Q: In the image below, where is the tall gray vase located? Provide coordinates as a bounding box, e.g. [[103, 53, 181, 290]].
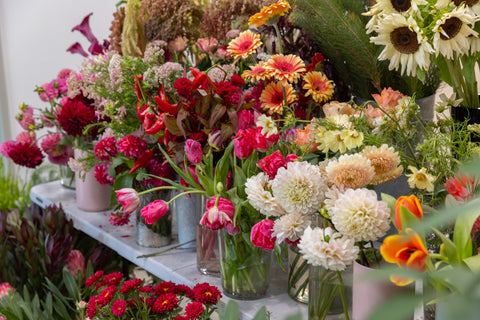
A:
[[173, 192, 205, 250]]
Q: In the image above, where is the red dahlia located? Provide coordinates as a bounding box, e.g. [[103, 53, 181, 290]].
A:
[[57, 97, 96, 136]]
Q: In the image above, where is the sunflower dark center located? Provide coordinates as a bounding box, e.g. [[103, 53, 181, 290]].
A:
[[390, 27, 420, 54], [453, 0, 479, 7], [391, 0, 411, 12], [440, 17, 462, 40]]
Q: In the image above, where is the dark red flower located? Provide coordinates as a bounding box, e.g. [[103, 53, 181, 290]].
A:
[[94, 163, 115, 185], [230, 74, 245, 88], [94, 136, 118, 161], [103, 272, 124, 286], [175, 284, 192, 296], [117, 135, 148, 159], [215, 81, 240, 105], [57, 97, 96, 136], [3, 141, 44, 168], [108, 210, 131, 226], [173, 77, 193, 98], [139, 285, 154, 293], [142, 158, 175, 188], [191, 283, 221, 305], [155, 281, 177, 296], [120, 278, 143, 294], [152, 293, 179, 313], [85, 271, 104, 287], [185, 301, 204, 319], [97, 285, 117, 306], [111, 299, 127, 316], [86, 296, 98, 319]]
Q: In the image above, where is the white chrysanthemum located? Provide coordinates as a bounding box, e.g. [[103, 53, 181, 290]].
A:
[[371, 14, 433, 76], [298, 226, 359, 271], [469, 35, 480, 54], [326, 154, 375, 189], [272, 162, 328, 215], [272, 212, 311, 244], [329, 188, 391, 242], [432, 6, 478, 59], [245, 173, 287, 217]]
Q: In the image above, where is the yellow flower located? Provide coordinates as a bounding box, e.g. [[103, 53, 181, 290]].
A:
[[406, 166, 435, 192], [321, 130, 347, 154], [249, 0, 291, 27], [341, 129, 364, 150], [302, 71, 335, 103], [265, 54, 306, 85], [326, 154, 375, 189]]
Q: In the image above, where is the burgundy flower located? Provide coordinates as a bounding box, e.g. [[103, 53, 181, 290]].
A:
[[94, 163, 115, 185], [173, 77, 193, 98], [140, 200, 169, 225], [108, 211, 131, 227], [185, 301, 204, 319], [4, 141, 44, 168], [97, 285, 117, 306], [250, 219, 276, 250], [117, 135, 148, 159], [215, 81, 240, 105], [94, 136, 117, 161], [85, 271, 104, 287], [142, 158, 175, 188], [111, 299, 127, 316], [191, 283, 222, 305], [230, 74, 245, 87], [120, 278, 142, 294], [68, 13, 109, 56], [57, 97, 96, 136], [256, 150, 286, 179], [103, 272, 124, 286], [155, 281, 177, 296], [152, 293, 179, 313]]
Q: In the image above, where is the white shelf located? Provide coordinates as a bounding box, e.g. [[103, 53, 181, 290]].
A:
[[30, 181, 307, 320]]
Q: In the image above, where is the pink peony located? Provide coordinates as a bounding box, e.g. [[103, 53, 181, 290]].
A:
[[117, 135, 148, 159], [184, 139, 203, 164], [94, 136, 117, 161], [140, 199, 169, 224], [199, 197, 237, 233], [256, 150, 286, 179], [250, 219, 276, 250], [41, 133, 73, 165], [66, 250, 86, 277], [0, 282, 15, 299], [115, 188, 140, 214]]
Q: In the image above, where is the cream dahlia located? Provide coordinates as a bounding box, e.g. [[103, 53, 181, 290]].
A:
[[326, 154, 375, 189], [272, 211, 311, 244], [245, 173, 287, 217], [361, 144, 401, 176]]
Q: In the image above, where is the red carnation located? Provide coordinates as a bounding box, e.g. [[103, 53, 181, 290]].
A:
[[117, 135, 148, 159], [57, 97, 96, 136], [152, 293, 179, 313]]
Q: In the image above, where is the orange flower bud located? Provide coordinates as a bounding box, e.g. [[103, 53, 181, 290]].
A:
[[394, 195, 423, 230]]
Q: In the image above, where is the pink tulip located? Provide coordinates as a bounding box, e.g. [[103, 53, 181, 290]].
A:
[[251, 219, 276, 250], [185, 139, 203, 164], [252, 127, 279, 152], [237, 109, 255, 130], [200, 197, 235, 231], [256, 150, 286, 179], [66, 249, 86, 277], [233, 129, 254, 159], [141, 199, 169, 224], [286, 154, 299, 162], [115, 188, 140, 214]]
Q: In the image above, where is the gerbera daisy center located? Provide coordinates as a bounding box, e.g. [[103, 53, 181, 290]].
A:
[[391, 0, 412, 12], [439, 17, 462, 40], [390, 27, 421, 54]]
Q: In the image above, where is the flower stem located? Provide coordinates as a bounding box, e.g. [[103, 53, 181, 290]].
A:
[[337, 270, 350, 320], [273, 24, 283, 55]]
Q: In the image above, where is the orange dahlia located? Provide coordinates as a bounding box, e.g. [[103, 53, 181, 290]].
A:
[[302, 71, 335, 103], [265, 54, 306, 85], [260, 81, 296, 114], [242, 61, 271, 82], [227, 30, 262, 60], [249, 0, 291, 28]]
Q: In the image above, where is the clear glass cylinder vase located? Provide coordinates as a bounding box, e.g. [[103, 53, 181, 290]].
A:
[[135, 190, 172, 248], [196, 225, 220, 276], [288, 244, 309, 304], [218, 228, 272, 300], [59, 164, 75, 189], [308, 264, 352, 320]]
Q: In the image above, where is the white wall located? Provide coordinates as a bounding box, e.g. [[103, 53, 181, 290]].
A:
[[0, 0, 118, 142]]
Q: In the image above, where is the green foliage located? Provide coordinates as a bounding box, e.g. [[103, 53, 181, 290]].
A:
[[0, 157, 31, 212]]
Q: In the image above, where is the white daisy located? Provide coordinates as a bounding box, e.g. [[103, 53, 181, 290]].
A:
[[272, 161, 328, 215], [245, 173, 287, 217], [432, 6, 478, 59], [371, 14, 433, 76], [329, 188, 391, 242], [298, 226, 359, 271], [272, 211, 312, 244]]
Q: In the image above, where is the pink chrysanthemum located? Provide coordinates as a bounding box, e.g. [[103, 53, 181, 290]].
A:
[[85, 271, 104, 288], [117, 135, 148, 159], [97, 285, 117, 306], [86, 296, 98, 319], [94, 136, 118, 161]]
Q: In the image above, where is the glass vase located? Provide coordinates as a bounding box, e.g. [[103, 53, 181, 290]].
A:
[[59, 164, 75, 189], [135, 190, 172, 248], [308, 264, 352, 320], [196, 225, 220, 276], [288, 244, 309, 304], [218, 228, 272, 300]]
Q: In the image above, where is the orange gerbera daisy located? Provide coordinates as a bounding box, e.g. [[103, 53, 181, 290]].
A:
[[302, 71, 335, 103], [265, 54, 306, 85], [242, 61, 271, 82], [260, 82, 296, 114], [227, 30, 262, 60], [249, 0, 291, 28]]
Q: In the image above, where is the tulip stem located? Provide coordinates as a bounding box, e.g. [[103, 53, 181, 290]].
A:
[[137, 239, 196, 258]]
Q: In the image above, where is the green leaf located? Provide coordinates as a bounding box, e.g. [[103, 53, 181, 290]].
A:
[[463, 255, 480, 273], [274, 243, 286, 271], [381, 193, 397, 225], [217, 300, 240, 320], [62, 268, 80, 302], [366, 292, 424, 320], [44, 292, 53, 317], [434, 228, 460, 264], [452, 204, 480, 261], [399, 205, 421, 231], [252, 306, 268, 320], [214, 140, 234, 192]]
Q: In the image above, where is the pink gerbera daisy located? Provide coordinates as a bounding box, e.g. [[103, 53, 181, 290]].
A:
[[265, 54, 306, 84], [227, 30, 262, 60], [242, 61, 271, 82]]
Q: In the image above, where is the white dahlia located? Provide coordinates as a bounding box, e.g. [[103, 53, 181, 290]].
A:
[[272, 211, 312, 244], [245, 172, 287, 217], [298, 226, 359, 271], [326, 154, 375, 189], [272, 161, 328, 215], [329, 188, 391, 242]]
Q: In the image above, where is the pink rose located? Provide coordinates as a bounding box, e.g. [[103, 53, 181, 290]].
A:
[[66, 249, 86, 278], [185, 139, 203, 164], [250, 219, 276, 250], [168, 36, 188, 52], [256, 151, 286, 179], [200, 197, 236, 232], [233, 129, 254, 159], [140, 199, 169, 224], [115, 188, 140, 214]]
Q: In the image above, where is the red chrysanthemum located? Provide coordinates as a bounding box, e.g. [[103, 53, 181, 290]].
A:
[[94, 136, 118, 161], [175, 284, 192, 296], [152, 293, 179, 313], [5, 141, 44, 168], [111, 299, 127, 316], [155, 281, 177, 296], [85, 271, 104, 288], [120, 278, 143, 294], [139, 285, 154, 293], [174, 77, 193, 98], [94, 163, 115, 185], [86, 296, 98, 319], [117, 135, 148, 159], [98, 285, 117, 306], [185, 301, 204, 319], [191, 283, 222, 305], [56, 97, 96, 136], [109, 210, 131, 227], [103, 272, 124, 286]]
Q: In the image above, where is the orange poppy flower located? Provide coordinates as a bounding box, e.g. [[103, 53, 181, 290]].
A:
[[260, 81, 296, 114], [248, 0, 291, 27], [242, 61, 271, 82], [302, 71, 335, 103], [227, 30, 262, 60], [265, 54, 306, 85], [380, 228, 429, 286], [395, 195, 423, 230]]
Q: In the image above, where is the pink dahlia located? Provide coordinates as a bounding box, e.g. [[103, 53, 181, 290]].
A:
[[57, 96, 96, 136], [94, 136, 117, 161], [94, 163, 115, 185], [117, 135, 148, 159], [41, 133, 73, 165], [142, 158, 175, 188]]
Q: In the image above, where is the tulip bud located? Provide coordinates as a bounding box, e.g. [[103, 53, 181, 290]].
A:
[[395, 195, 423, 230]]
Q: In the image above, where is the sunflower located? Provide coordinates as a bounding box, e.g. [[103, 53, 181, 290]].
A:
[[260, 81, 296, 114], [370, 14, 433, 76], [365, 0, 426, 15], [302, 71, 334, 104], [227, 30, 262, 60], [242, 61, 270, 82], [249, 0, 291, 28], [432, 6, 477, 59], [452, 0, 480, 15], [265, 54, 306, 85]]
